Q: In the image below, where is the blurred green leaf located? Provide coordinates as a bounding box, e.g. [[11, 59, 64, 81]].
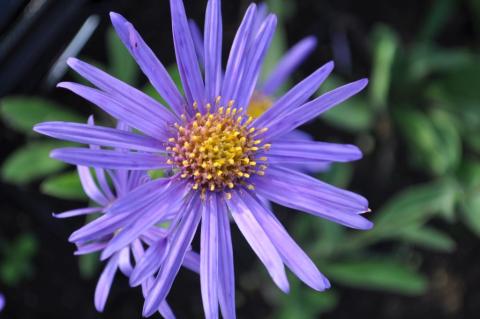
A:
[[0, 233, 37, 286], [396, 108, 461, 176], [408, 45, 474, 80], [370, 25, 398, 109], [41, 171, 87, 201], [267, 0, 296, 21], [0, 97, 83, 134], [79, 253, 100, 279], [148, 169, 165, 180], [324, 259, 428, 295], [261, 23, 288, 88], [419, 0, 457, 42], [373, 180, 457, 236], [1, 141, 68, 185], [458, 161, 480, 236], [275, 280, 338, 319], [107, 27, 139, 84], [400, 226, 456, 252]]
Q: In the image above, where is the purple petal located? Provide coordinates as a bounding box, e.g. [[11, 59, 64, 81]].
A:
[[94, 253, 119, 312], [109, 12, 186, 116], [221, 4, 257, 102], [169, 0, 205, 111], [77, 165, 109, 206], [267, 140, 363, 164], [74, 241, 108, 255], [0, 293, 5, 312], [66, 58, 178, 121], [53, 207, 102, 219], [130, 238, 167, 287], [57, 82, 171, 140], [34, 122, 165, 152], [200, 195, 220, 318], [51, 148, 169, 170], [101, 181, 188, 259], [253, 61, 334, 130], [262, 37, 317, 96], [241, 191, 330, 291], [228, 190, 290, 293], [204, 0, 223, 103], [159, 302, 176, 319], [69, 211, 132, 244], [216, 195, 236, 319], [264, 79, 369, 141], [143, 194, 202, 317], [254, 166, 373, 229], [183, 250, 201, 273], [189, 20, 205, 67], [236, 14, 277, 109], [118, 247, 133, 276]]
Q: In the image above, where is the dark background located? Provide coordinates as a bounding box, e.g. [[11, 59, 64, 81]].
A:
[[1, 0, 479, 318]]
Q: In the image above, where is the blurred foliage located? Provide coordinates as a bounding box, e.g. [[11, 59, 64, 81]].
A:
[[0, 233, 37, 286]]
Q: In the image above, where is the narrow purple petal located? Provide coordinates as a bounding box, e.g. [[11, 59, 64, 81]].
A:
[[51, 148, 169, 170], [262, 37, 317, 95], [228, 190, 290, 293], [57, 82, 171, 140], [53, 207, 102, 219], [109, 12, 186, 116], [77, 165, 109, 206], [242, 191, 330, 291], [169, 0, 206, 111], [159, 302, 176, 319], [236, 14, 277, 109], [264, 79, 369, 140], [183, 250, 201, 273], [216, 195, 236, 319], [0, 293, 5, 312], [200, 195, 220, 319], [267, 140, 363, 164], [67, 58, 178, 121], [130, 238, 167, 287], [189, 20, 205, 67], [204, 0, 222, 103], [221, 4, 257, 102], [94, 253, 119, 312], [118, 247, 133, 276], [254, 167, 373, 229], [101, 181, 188, 259], [69, 211, 131, 244], [34, 122, 165, 152], [74, 241, 108, 255], [143, 194, 202, 317], [253, 61, 334, 129]]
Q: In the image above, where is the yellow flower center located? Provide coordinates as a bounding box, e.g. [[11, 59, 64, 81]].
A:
[[246, 92, 274, 119], [167, 100, 269, 198]]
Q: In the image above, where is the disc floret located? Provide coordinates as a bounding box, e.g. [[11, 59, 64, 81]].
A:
[[167, 100, 269, 196]]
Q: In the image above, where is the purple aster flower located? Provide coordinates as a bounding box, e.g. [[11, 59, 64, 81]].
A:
[[34, 0, 372, 318], [53, 118, 199, 317], [0, 293, 4, 312]]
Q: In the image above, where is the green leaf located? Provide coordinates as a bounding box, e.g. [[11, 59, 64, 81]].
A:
[[0, 233, 38, 286], [370, 25, 398, 109], [418, 0, 457, 42], [79, 253, 100, 279], [267, 0, 296, 21], [1, 97, 84, 134], [458, 160, 480, 236], [148, 169, 165, 180], [41, 171, 87, 201], [396, 108, 461, 176], [1, 141, 68, 185], [324, 259, 428, 295], [107, 27, 139, 84], [373, 180, 458, 236], [260, 24, 287, 87], [400, 226, 456, 252], [143, 64, 183, 106]]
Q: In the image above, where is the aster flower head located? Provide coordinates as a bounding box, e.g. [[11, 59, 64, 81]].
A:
[[34, 0, 372, 318], [53, 118, 199, 317]]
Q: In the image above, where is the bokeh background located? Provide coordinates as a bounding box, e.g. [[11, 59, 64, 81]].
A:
[[1, 0, 480, 318]]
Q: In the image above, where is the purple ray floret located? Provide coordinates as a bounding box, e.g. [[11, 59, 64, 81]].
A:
[[34, 0, 373, 318]]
